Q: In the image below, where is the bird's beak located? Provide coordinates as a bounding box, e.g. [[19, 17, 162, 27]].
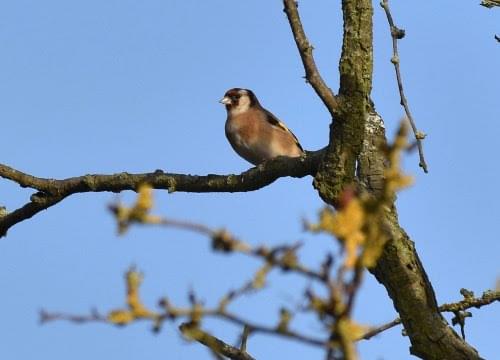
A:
[[219, 96, 231, 105]]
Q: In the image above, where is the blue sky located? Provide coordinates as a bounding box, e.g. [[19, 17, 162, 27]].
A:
[[0, 1, 498, 359]]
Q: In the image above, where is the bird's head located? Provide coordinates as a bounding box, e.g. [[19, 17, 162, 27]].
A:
[[219, 88, 259, 115]]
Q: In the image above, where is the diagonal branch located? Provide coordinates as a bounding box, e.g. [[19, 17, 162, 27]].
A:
[[359, 113, 482, 359], [0, 150, 324, 237], [283, 0, 340, 117], [0, 195, 65, 238], [380, 0, 429, 173]]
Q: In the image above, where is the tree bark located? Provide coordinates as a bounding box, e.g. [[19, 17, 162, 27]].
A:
[[311, 0, 483, 358]]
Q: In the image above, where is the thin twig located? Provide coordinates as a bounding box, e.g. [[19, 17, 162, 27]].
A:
[[39, 308, 106, 324], [216, 310, 327, 347], [380, 0, 429, 173], [240, 326, 251, 352], [340, 261, 365, 318], [41, 306, 329, 349], [157, 218, 215, 237], [358, 318, 401, 340], [143, 215, 328, 283]]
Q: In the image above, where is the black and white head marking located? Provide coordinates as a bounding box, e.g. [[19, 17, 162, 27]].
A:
[[220, 88, 259, 115]]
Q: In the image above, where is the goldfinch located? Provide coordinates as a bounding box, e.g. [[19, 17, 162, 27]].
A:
[[220, 88, 304, 165]]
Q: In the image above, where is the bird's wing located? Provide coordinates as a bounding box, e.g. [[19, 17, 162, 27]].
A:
[[263, 109, 304, 152]]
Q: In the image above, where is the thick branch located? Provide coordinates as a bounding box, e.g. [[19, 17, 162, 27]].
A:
[[283, 0, 340, 117], [0, 150, 324, 237], [338, 1, 373, 99], [358, 113, 482, 359], [314, 0, 373, 205]]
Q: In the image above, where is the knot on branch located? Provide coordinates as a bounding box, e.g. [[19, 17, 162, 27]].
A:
[[212, 230, 237, 252], [391, 26, 405, 39]]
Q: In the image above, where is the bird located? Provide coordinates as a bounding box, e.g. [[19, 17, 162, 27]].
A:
[[220, 88, 304, 165]]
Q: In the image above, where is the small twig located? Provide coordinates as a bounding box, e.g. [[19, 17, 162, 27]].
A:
[[41, 264, 331, 350], [340, 263, 365, 318], [380, 0, 429, 173], [451, 310, 471, 340], [39, 308, 106, 324], [358, 318, 401, 340], [157, 218, 214, 237], [240, 325, 251, 352], [439, 289, 500, 312], [135, 214, 327, 283], [41, 306, 329, 349]]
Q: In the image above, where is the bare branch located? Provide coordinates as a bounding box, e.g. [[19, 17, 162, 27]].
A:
[[0, 150, 324, 237], [380, 0, 429, 173], [240, 326, 251, 352], [440, 289, 500, 312], [481, 0, 500, 8], [359, 289, 500, 341], [42, 305, 329, 349], [125, 213, 327, 282], [211, 310, 327, 348], [358, 318, 401, 341], [283, 0, 339, 117]]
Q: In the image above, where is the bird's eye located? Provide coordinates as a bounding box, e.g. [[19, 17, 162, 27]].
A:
[[231, 95, 239, 101]]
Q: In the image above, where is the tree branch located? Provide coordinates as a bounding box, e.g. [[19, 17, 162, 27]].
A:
[[283, 0, 340, 117], [314, 0, 373, 205], [380, 0, 429, 173], [358, 289, 500, 341], [358, 113, 482, 359], [179, 323, 256, 360], [0, 150, 324, 237], [481, 0, 500, 8]]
